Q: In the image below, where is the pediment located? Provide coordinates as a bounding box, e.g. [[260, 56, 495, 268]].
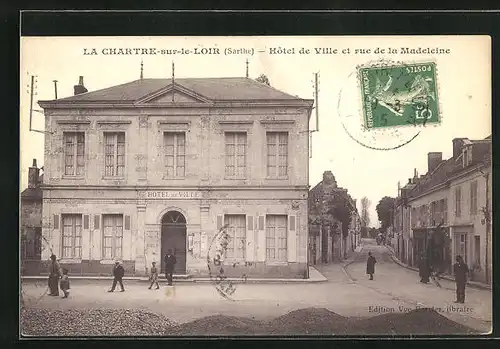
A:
[[137, 85, 212, 105]]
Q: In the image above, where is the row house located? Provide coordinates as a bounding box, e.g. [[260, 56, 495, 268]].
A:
[[20, 159, 44, 274], [308, 171, 358, 265], [392, 136, 492, 283], [37, 75, 314, 278]]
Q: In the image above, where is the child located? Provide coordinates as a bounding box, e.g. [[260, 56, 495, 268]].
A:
[[148, 262, 160, 290], [60, 268, 70, 298]]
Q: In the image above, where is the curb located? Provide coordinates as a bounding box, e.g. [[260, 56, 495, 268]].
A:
[[340, 244, 364, 281], [385, 247, 492, 291], [21, 270, 328, 285]]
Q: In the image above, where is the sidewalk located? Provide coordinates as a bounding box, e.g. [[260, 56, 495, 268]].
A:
[[21, 266, 328, 284], [385, 245, 492, 291]]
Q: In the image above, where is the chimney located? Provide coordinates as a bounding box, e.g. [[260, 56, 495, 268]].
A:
[[427, 152, 442, 173], [452, 138, 466, 159], [28, 159, 40, 189], [74, 76, 88, 95]]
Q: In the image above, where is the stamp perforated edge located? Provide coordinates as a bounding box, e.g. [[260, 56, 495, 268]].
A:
[[355, 58, 443, 131]]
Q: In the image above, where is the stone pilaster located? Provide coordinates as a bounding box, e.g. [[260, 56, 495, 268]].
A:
[[135, 205, 146, 275]]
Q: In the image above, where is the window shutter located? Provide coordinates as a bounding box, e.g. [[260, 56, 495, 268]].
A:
[[83, 215, 89, 229], [289, 215, 296, 231], [258, 215, 265, 231], [53, 214, 59, 229], [94, 215, 100, 229], [124, 215, 131, 230], [247, 215, 254, 231], [217, 215, 223, 230]]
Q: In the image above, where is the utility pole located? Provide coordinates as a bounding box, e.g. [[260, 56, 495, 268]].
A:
[[310, 72, 319, 158], [28, 75, 49, 134]]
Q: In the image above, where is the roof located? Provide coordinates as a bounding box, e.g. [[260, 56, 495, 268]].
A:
[[21, 173, 43, 200], [21, 187, 42, 200], [42, 77, 308, 103], [408, 137, 491, 199]]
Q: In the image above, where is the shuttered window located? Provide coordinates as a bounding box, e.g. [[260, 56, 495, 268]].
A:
[[104, 132, 125, 177], [224, 215, 246, 259], [64, 132, 85, 176], [164, 132, 186, 178], [470, 181, 478, 216], [61, 214, 82, 259], [102, 214, 123, 260], [267, 132, 288, 177], [225, 132, 247, 177], [266, 215, 288, 262]]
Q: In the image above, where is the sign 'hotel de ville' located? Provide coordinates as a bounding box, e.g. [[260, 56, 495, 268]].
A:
[[38, 75, 313, 278]]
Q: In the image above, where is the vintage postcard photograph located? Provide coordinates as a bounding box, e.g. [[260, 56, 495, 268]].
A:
[[19, 35, 492, 337]]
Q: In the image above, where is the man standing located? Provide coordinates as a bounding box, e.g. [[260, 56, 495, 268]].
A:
[[108, 261, 125, 292], [366, 251, 377, 280], [164, 250, 177, 286], [453, 255, 469, 303], [419, 253, 431, 284], [48, 254, 61, 296]]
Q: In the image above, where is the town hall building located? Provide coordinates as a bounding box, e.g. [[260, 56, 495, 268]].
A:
[[38, 75, 314, 278]]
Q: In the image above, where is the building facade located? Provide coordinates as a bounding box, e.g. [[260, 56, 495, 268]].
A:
[[38, 76, 313, 278], [20, 159, 43, 274], [308, 171, 357, 265], [392, 136, 492, 283]]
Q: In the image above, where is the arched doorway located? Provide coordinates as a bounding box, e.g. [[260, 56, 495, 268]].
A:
[[161, 211, 187, 274]]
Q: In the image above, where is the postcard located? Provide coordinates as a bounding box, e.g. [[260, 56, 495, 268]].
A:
[[20, 35, 492, 337]]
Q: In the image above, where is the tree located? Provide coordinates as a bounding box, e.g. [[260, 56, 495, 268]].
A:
[[255, 74, 270, 86], [326, 194, 353, 238], [360, 196, 371, 228], [376, 196, 396, 232]]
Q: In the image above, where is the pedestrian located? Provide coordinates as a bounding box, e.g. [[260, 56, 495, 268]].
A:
[[366, 251, 377, 280], [164, 250, 177, 286], [59, 268, 71, 299], [48, 254, 61, 296], [148, 261, 160, 290], [419, 254, 431, 284], [108, 261, 125, 292], [453, 255, 469, 303]]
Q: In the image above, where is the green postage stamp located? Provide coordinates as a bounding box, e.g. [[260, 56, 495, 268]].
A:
[[359, 61, 440, 129]]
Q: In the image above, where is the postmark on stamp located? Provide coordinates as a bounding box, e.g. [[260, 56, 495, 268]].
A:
[[338, 58, 442, 151], [359, 61, 440, 129]]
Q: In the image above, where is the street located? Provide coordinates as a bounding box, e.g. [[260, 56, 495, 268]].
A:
[[21, 239, 492, 334]]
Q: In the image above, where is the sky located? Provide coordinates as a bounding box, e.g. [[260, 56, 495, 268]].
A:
[[20, 36, 491, 227]]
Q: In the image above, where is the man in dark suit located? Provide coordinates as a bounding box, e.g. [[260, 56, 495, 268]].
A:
[[453, 255, 469, 303], [108, 261, 125, 292], [164, 250, 177, 286]]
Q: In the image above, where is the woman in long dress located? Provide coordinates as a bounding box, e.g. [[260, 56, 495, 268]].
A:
[[48, 254, 61, 296]]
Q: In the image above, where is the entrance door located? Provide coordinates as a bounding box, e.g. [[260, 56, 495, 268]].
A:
[[161, 211, 187, 274]]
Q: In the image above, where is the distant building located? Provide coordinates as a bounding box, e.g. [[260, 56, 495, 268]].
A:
[[37, 76, 313, 278], [308, 171, 358, 265], [392, 136, 492, 283], [20, 159, 43, 275]]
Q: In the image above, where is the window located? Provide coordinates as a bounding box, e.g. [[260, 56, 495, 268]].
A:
[[455, 186, 462, 217], [455, 232, 468, 264], [102, 214, 123, 260], [474, 236, 480, 265], [443, 199, 448, 224], [164, 132, 186, 177], [64, 132, 85, 175], [470, 180, 478, 216], [267, 132, 288, 177], [225, 132, 247, 177], [61, 214, 82, 259], [104, 132, 125, 177], [266, 215, 288, 262], [224, 215, 246, 259]]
